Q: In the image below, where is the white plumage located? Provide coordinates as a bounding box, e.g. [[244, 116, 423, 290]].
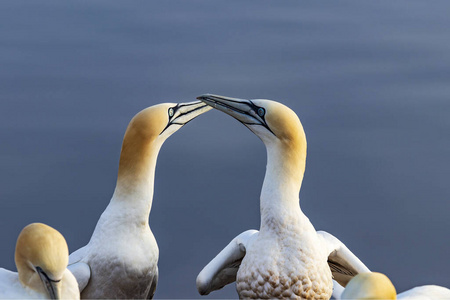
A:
[[337, 272, 450, 300], [0, 223, 79, 299], [397, 285, 450, 300], [196, 94, 370, 299], [68, 101, 211, 299]]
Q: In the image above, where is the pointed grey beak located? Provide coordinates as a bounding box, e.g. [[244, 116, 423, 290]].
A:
[[160, 100, 212, 134], [197, 94, 274, 135], [171, 100, 212, 125], [196, 94, 255, 120], [36, 267, 61, 299]]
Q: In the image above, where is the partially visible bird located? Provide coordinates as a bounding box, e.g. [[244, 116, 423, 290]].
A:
[[196, 94, 370, 299], [339, 272, 450, 300], [68, 101, 211, 299], [0, 223, 79, 299], [339, 272, 397, 300]]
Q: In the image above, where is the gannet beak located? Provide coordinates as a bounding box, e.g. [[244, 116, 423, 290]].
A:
[[197, 94, 274, 135], [171, 100, 212, 125], [160, 100, 212, 135], [36, 267, 61, 299]]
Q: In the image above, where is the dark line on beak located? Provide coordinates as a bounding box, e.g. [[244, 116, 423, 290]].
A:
[[159, 103, 208, 135], [36, 266, 61, 283], [201, 96, 276, 136], [36, 266, 60, 299]]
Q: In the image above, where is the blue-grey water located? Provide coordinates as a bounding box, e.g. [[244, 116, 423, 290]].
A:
[[1, 1, 449, 298]]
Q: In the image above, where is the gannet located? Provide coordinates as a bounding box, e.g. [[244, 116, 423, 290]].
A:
[[196, 94, 370, 299], [339, 272, 450, 300], [68, 101, 211, 299], [0, 223, 79, 299]]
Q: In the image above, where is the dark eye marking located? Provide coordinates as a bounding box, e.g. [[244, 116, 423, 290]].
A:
[[160, 102, 208, 135], [160, 105, 179, 135], [257, 107, 265, 117], [245, 101, 275, 136]]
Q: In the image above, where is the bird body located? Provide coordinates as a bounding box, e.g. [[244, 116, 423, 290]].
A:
[[196, 94, 369, 299], [0, 268, 78, 299], [70, 205, 159, 298], [397, 285, 450, 300], [235, 115, 332, 298], [236, 217, 332, 298], [0, 223, 79, 299], [339, 272, 450, 300], [0, 270, 24, 298], [69, 101, 211, 299]]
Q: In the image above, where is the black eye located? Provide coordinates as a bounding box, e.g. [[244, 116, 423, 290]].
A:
[[168, 107, 174, 117], [257, 107, 265, 117]]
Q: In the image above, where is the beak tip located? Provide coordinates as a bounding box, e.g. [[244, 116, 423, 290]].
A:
[[196, 93, 214, 101]]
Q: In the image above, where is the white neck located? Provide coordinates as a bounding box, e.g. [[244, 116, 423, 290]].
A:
[[259, 139, 306, 231]]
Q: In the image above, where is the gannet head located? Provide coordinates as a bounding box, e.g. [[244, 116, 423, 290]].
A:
[[196, 94, 305, 147], [15, 223, 71, 299], [341, 272, 397, 300], [126, 100, 212, 144], [197, 94, 307, 182], [116, 101, 211, 187]]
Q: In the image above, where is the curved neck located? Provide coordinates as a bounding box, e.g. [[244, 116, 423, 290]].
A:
[[110, 123, 163, 220], [260, 139, 306, 230]]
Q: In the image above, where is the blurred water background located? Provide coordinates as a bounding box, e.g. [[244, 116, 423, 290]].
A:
[[0, 1, 449, 298]]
